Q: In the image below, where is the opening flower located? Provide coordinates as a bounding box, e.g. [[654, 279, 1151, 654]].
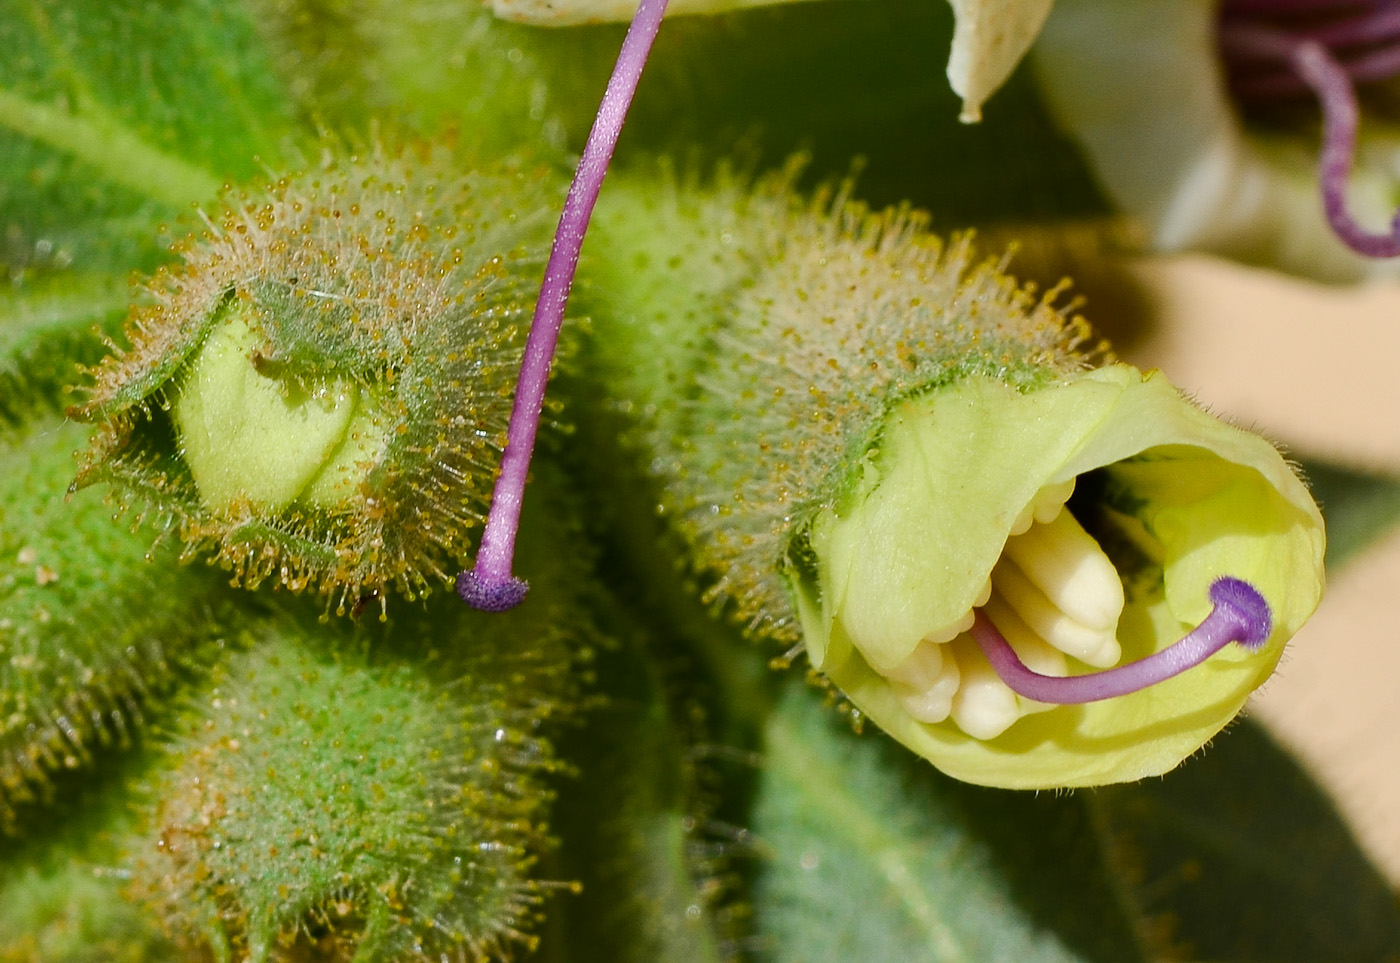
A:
[[785, 365, 1324, 788], [1032, 0, 1400, 282], [577, 167, 1326, 790]]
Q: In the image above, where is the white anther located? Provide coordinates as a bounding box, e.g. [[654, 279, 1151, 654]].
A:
[[990, 558, 1122, 668], [921, 610, 975, 646], [948, 636, 1023, 740], [1002, 509, 1124, 633], [1008, 503, 1036, 536], [1009, 478, 1076, 535], [981, 594, 1068, 715], [887, 640, 961, 724], [1033, 478, 1076, 523]]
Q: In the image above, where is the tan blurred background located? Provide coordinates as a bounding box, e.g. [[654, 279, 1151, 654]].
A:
[[1120, 255, 1400, 883]]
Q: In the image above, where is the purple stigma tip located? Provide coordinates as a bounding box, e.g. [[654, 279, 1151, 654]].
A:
[[1209, 575, 1273, 648], [971, 576, 1275, 705], [457, 569, 529, 613]]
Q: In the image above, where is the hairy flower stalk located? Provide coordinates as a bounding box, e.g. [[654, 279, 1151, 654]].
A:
[[1033, 0, 1400, 281], [577, 167, 1325, 788], [72, 147, 557, 610]]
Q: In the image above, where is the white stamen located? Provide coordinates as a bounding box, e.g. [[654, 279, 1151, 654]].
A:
[[1034, 478, 1076, 523], [887, 640, 961, 724], [981, 594, 1068, 715], [949, 636, 1023, 740], [1009, 503, 1036, 536], [990, 557, 1122, 668], [1008, 478, 1076, 536], [1002, 509, 1124, 632], [921, 609, 975, 646], [870, 481, 1131, 739]]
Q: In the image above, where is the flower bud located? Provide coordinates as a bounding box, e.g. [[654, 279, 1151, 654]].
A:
[[72, 147, 557, 610], [130, 592, 574, 960]]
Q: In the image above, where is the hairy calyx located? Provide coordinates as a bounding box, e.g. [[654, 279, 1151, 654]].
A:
[[1219, 0, 1400, 256]]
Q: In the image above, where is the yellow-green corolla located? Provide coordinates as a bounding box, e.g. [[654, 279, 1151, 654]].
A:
[[785, 365, 1324, 788]]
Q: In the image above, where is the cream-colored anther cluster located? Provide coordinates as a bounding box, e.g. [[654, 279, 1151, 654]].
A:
[[877, 479, 1127, 740]]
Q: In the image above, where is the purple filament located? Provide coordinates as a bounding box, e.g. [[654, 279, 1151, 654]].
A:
[[1218, 0, 1400, 257], [970, 577, 1273, 705], [457, 0, 669, 612]]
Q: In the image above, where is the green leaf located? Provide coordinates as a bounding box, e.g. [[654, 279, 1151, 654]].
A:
[[0, 0, 309, 428], [1, 0, 297, 176], [0, 0, 299, 271], [1295, 456, 1400, 570], [1093, 719, 1400, 962], [251, 0, 1104, 225], [752, 682, 1148, 963]]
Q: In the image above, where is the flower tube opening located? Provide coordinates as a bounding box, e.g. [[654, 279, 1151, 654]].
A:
[[785, 365, 1324, 789]]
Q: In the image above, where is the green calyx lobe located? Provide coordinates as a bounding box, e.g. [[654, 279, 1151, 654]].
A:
[[789, 365, 1325, 788], [73, 148, 560, 607]]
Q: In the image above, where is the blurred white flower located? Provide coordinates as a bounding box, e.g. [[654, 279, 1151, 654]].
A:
[[1032, 0, 1400, 283]]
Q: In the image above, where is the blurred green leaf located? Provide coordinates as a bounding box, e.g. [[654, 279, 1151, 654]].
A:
[[251, 0, 1104, 226], [0, 0, 308, 426], [1094, 719, 1400, 963], [1296, 456, 1400, 570], [752, 684, 1149, 963], [539, 616, 740, 963], [0, 0, 300, 275]]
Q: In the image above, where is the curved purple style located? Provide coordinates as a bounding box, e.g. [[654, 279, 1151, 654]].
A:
[[458, 0, 670, 612], [971, 577, 1273, 705], [1219, 0, 1400, 257]]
